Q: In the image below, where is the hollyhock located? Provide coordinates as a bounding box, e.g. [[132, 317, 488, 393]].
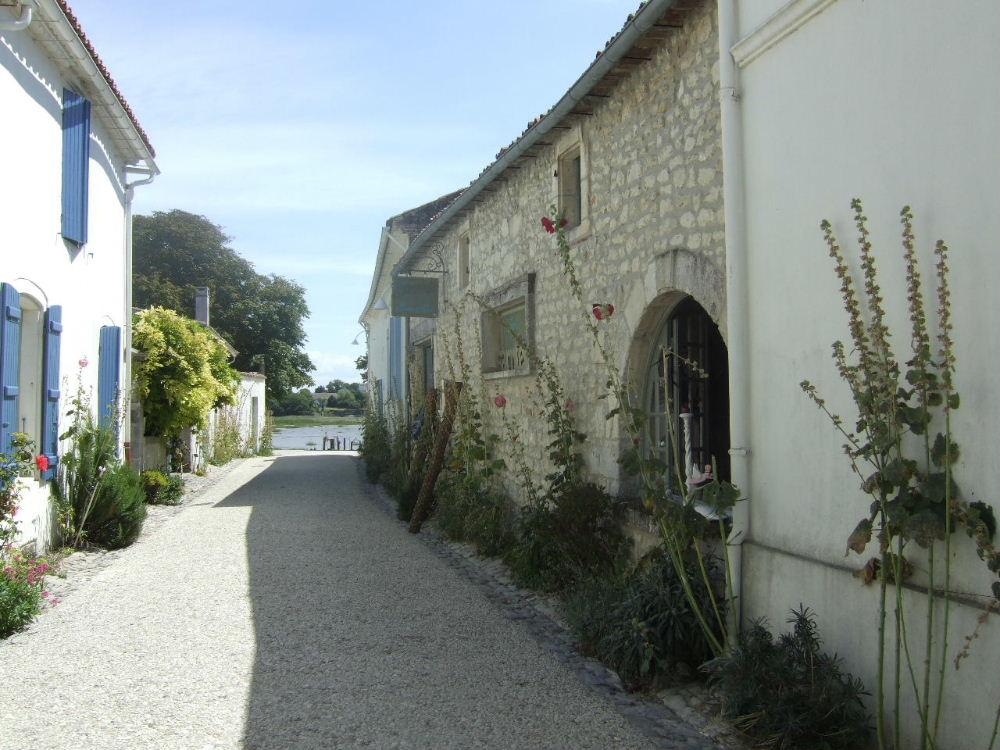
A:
[[35, 454, 49, 473], [494, 394, 507, 408], [541, 216, 556, 234]]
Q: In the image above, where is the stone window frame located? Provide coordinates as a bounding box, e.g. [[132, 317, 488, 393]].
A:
[[480, 272, 535, 380], [552, 124, 591, 243]]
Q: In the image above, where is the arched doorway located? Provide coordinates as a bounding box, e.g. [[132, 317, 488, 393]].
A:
[[642, 295, 730, 485]]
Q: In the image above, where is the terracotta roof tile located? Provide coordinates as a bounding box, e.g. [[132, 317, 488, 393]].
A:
[[53, 0, 155, 157]]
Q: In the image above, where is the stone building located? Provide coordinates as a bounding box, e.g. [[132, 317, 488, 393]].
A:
[[393, 0, 724, 536]]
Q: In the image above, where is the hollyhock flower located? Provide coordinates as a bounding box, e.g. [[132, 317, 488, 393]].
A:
[[541, 216, 556, 234], [494, 394, 507, 408], [35, 454, 49, 472], [78, 357, 88, 368], [592, 303, 615, 321], [592, 304, 604, 321]]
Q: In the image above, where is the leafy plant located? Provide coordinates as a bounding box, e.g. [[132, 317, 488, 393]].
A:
[[505, 481, 631, 592], [359, 399, 391, 483], [704, 607, 871, 750], [210, 407, 246, 465], [0, 550, 50, 638], [52, 390, 146, 549], [133, 307, 239, 440], [258, 411, 274, 456], [433, 472, 516, 557], [801, 201, 999, 748], [141, 470, 184, 506], [0, 432, 35, 550], [564, 546, 719, 688]]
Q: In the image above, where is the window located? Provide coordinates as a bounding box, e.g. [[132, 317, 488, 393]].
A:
[[643, 297, 730, 485], [481, 273, 534, 378], [558, 146, 582, 229], [17, 295, 44, 446], [457, 234, 471, 289], [420, 343, 434, 394]]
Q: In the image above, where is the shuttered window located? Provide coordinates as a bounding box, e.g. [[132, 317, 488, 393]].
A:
[[97, 325, 121, 429], [40, 307, 62, 480], [0, 283, 22, 456], [62, 89, 91, 246]]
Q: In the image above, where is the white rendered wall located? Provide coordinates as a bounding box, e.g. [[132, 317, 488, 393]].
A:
[[735, 2, 1000, 747], [2, 27, 131, 553]]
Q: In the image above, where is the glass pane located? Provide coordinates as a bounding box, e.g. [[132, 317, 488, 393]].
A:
[[499, 306, 526, 370]]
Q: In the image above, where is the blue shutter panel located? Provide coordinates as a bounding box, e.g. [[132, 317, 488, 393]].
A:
[[389, 317, 402, 400], [62, 89, 91, 245], [97, 325, 121, 429], [0, 283, 22, 456], [40, 306, 62, 480]]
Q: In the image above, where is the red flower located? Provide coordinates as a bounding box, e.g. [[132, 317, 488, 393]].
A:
[[592, 303, 615, 321], [494, 394, 507, 408], [35, 454, 49, 472], [541, 216, 556, 234]]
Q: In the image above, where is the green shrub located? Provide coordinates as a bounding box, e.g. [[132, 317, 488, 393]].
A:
[[258, 411, 274, 456], [359, 405, 391, 483], [141, 470, 184, 506], [83, 464, 147, 549], [564, 547, 719, 689], [0, 550, 49, 638], [505, 481, 631, 592], [210, 408, 245, 466], [433, 473, 516, 556], [703, 606, 871, 750], [54, 400, 146, 549], [384, 421, 411, 500]]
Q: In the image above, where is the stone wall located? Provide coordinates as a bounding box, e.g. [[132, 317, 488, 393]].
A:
[[409, 0, 724, 504]]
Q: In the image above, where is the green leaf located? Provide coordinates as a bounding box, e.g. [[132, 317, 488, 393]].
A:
[[905, 510, 946, 548], [931, 433, 960, 467], [948, 393, 960, 410]]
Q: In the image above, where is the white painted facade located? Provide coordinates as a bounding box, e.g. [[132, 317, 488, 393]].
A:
[[1, 1, 157, 553], [729, 1, 1000, 747]]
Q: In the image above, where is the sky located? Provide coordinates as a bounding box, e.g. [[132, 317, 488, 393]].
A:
[[70, 0, 640, 386]]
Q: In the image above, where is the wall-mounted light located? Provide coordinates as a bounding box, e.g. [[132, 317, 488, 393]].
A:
[[372, 298, 389, 311]]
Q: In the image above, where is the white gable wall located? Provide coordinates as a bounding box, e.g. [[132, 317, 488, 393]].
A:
[[734, 2, 1000, 747]]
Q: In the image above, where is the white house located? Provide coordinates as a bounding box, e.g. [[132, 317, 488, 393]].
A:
[[1, 0, 158, 553], [359, 191, 460, 423], [724, 2, 1000, 747]]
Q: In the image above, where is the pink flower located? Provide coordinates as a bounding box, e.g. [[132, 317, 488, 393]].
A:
[[41, 591, 50, 598], [592, 303, 615, 321], [541, 216, 556, 234], [494, 394, 507, 408], [78, 357, 88, 368], [35, 454, 49, 472], [592, 304, 604, 321]]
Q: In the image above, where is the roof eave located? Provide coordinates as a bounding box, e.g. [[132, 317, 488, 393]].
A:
[[393, 0, 679, 277]]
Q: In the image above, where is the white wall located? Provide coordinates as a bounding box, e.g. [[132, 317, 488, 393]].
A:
[[735, 2, 1000, 747], [2, 27, 131, 553]]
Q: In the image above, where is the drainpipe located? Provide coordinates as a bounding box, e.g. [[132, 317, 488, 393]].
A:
[[0, 1, 33, 31], [123, 164, 157, 460], [718, 0, 751, 643]]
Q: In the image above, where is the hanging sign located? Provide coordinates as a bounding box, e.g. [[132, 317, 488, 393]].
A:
[[391, 276, 439, 318]]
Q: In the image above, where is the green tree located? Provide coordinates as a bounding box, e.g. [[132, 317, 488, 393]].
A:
[[132, 308, 239, 439], [273, 389, 315, 416], [133, 210, 314, 403]]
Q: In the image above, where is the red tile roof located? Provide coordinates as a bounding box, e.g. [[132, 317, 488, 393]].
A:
[[53, 0, 155, 157]]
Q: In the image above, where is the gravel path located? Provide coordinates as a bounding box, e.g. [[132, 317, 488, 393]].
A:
[[0, 452, 720, 750]]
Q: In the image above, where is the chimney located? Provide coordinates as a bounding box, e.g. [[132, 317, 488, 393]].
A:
[[194, 287, 210, 326]]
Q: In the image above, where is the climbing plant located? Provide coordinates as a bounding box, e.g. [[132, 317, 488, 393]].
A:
[[133, 307, 238, 440]]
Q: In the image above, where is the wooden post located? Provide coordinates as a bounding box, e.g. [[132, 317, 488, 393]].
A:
[[408, 380, 462, 533]]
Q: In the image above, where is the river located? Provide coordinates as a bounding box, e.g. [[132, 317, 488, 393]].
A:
[[272, 423, 363, 451]]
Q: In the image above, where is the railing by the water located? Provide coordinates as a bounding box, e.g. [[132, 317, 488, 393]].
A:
[[321, 436, 362, 451]]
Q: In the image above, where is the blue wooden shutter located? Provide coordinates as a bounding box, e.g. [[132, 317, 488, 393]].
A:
[[40, 306, 62, 480], [0, 283, 21, 456], [97, 325, 121, 429], [388, 317, 402, 400], [62, 89, 91, 245]]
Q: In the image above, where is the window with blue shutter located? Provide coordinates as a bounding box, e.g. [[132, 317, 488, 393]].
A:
[[0, 283, 22, 457], [40, 307, 62, 480], [388, 317, 403, 401], [62, 89, 91, 246], [97, 325, 121, 429]]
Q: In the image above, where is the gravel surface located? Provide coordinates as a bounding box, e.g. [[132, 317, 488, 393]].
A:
[[0, 452, 723, 749]]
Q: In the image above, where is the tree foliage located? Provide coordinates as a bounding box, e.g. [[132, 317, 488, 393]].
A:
[[133, 307, 239, 439], [133, 209, 313, 402]]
